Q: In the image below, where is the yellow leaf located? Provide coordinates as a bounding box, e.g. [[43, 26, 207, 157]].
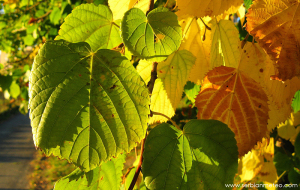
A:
[[158, 50, 195, 109], [176, 0, 243, 18], [238, 43, 300, 130], [236, 4, 246, 26], [195, 66, 269, 156], [256, 138, 274, 162], [246, 0, 300, 81], [259, 161, 277, 183], [211, 19, 240, 69], [180, 17, 211, 85], [278, 111, 300, 144], [278, 113, 297, 140], [239, 150, 263, 181], [150, 50, 195, 124], [109, 0, 155, 20], [239, 138, 277, 183], [149, 78, 174, 124], [137, 60, 152, 85]]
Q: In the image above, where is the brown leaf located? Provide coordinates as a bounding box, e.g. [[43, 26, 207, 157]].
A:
[[246, 0, 300, 81], [195, 66, 269, 156]]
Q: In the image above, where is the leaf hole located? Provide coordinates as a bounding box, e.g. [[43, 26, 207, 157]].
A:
[[110, 85, 117, 89]]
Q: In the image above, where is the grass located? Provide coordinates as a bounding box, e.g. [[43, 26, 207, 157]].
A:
[[29, 150, 76, 190]]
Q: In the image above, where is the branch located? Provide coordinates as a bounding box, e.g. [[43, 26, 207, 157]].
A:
[[7, 53, 31, 64], [25, 1, 42, 11], [128, 62, 158, 190]]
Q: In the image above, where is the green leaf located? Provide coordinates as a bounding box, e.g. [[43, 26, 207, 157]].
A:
[[244, 0, 252, 10], [274, 151, 293, 174], [26, 24, 38, 34], [50, 7, 62, 25], [9, 81, 20, 98], [21, 87, 29, 100], [24, 35, 35, 46], [29, 40, 150, 172], [121, 7, 182, 62], [184, 81, 201, 104], [56, 4, 122, 51], [19, 100, 29, 115], [143, 120, 238, 190], [54, 154, 126, 190], [0, 75, 13, 91], [295, 132, 300, 159], [292, 90, 300, 113], [13, 68, 23, 78], [288, 167, 300, 185]]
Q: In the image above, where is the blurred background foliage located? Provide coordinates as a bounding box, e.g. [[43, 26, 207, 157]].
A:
[[0, 0, 86, 115]]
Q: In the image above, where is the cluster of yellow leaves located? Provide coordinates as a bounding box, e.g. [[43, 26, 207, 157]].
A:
[[238, 138, 277, 188], [134, 0, 300, 157]]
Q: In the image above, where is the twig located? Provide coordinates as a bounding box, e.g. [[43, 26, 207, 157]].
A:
[[147, 62, 158, 94], [128, 61, 158, 190], [25, 1, 42, 11], [241, 33, 249, 49], [7, 53, 31, 64], [164, 0, 170, 7], [128, 134, 147, 190], [146, 0, 155, 15], [151, 111, 181, 130], [200, 17, 211, 30]]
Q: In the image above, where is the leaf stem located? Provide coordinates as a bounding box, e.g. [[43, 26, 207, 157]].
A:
[[200, 17, 211, 30], [112, 22, 120, 28], [275, 170, 287, 184], [151, 111, 181, 130], [182, 17, 196, 39]]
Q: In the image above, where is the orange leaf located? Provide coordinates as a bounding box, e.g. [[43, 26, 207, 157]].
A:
[[246, 0, 300, 81], [195, 66, 269, 156]]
